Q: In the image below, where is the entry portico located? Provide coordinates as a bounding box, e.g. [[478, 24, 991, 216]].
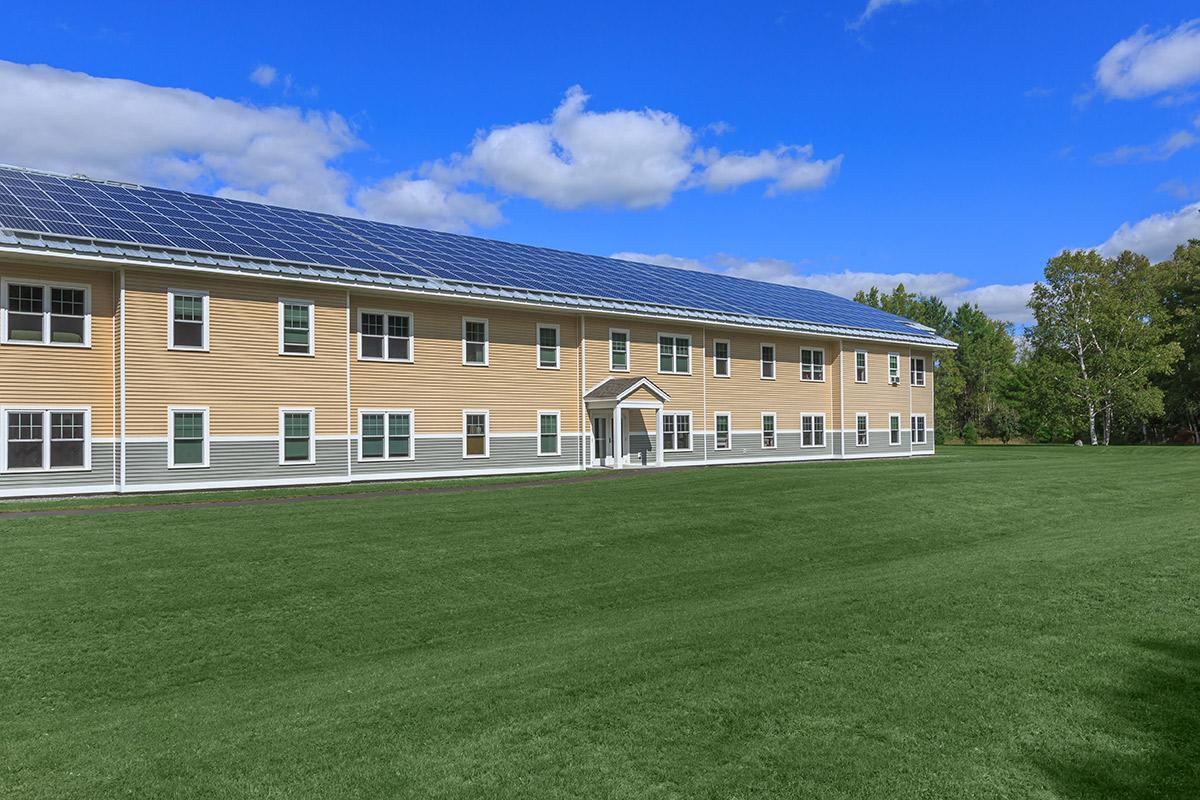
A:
[[584, 377, 671, 469]]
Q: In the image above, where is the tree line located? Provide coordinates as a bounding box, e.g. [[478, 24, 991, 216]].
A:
[[854, 240, 1200, 445]]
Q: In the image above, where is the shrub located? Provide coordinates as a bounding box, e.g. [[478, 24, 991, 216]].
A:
[[962, 422, 979, 445]]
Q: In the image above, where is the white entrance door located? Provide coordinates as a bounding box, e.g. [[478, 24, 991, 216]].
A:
[[592, 416, 614, 467]]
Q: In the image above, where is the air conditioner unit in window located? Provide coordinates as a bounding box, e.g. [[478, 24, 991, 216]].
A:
[[889, 376, 900, 385]]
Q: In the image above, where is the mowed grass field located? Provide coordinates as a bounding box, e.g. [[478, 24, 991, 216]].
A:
[[2, 447, 1198, 799]]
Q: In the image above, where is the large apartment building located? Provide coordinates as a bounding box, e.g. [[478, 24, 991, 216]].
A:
[[0, 165, 954, 498]]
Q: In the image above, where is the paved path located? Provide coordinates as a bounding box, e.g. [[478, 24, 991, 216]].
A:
[[0, 468, 677, 520]]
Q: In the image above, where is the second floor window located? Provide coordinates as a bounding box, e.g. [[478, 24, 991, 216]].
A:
[[801, 348, 824, 381], [537, 325, 559, 369], [279, 301, 313, 355], [658, 335, 690, 374], [169, 290, 207, 350], [360, 311, 412, 361], [855, 351, 868, 383], [3, 281, 89, 346], [761, 344, 776, 379], [610, 329, 629, 371], [911, 357, 927, 387], [463, 318, 488, 365], [888, 353, 901, 384], [713, 340, 730, 377]]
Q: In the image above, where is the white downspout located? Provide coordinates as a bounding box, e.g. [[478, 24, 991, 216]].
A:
[[119, 267, 127, 491], [838, 339, 845, 459], [613, 404, 623, 470], [346, 290, 352, 480], [701, 326, 708, 464], [580, 314, 586, 469]]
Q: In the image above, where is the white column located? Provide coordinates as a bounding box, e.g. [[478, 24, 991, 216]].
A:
[[613, 406, 623, 470], [655, 407, 664, 466]]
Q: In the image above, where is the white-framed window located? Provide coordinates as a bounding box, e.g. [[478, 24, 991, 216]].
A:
[[463, 317, 488, 366], [801, 348, 825, 381], [1, 407, 90, 472], [167, 289, 208, 351], [889, 413, 902, 446], [359, 409, 414, 461], [912, 414, 928, 444], [1, 279, 91, 347], [538, 410, 561, 456], [278, 299, 314, 356], [358, 310, 413, 362], [463, 410, 490, 458], [168, 407, 209, 468], [888, 353, 901, 385], [658, 334, 691, 374], [855, 350, 868, 383], [661, 412, 692, 452], [760, 344, 776, 380], [609, 328, 629, 371], [856, 413, 869, 447], [911, 356, 927, 387], [713, 339, 731, 378], [801, 413, 825, 448], [279, 408, 315, 465], [761, 412, 777, 449], [714, 412, 731, 450], [537, 324, 560, 370]]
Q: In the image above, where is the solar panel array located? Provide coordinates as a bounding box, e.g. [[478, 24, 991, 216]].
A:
[[0, 166, 936, 338]]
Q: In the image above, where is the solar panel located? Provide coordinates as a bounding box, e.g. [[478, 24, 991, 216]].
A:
[[0, 166, 937, 338]]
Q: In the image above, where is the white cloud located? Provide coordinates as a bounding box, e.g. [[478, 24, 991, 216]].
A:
[[450, 86, 840, 209], [248, 64, 277, 87], [1097, 201, 1200, 261], [1096, 129, 1198, 163], [354, 174, 503, 234], [1095, 19, 1200, 100], [848, 0, 919, 30], [612, 251, 1035, 323], [0, 63, 836, 232], [697, 146, 842, 194]]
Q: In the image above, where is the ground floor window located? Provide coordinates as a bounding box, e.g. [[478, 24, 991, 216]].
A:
[[360, 410, 413, 460], [761, 413, 776, 449], [856, 414, 869, 447], [464, 411, 489, 458], [280, 409, 314, 464], [662, 412, 691, 451], [3, 408, 89, 471], [169, 408, 208, 467], [714, 412, 731, 450], [801, 414, 824, 447], [911, 414, 927, 444], [890, 414, 902, 446], [538, 411, 560, 456]]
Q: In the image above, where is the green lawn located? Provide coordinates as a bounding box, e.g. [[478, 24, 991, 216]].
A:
[[2, 447, 1198, 799]]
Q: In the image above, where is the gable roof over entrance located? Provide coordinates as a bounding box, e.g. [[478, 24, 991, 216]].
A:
[[584, 377, 671, 404], [0, 164, 955, 348]]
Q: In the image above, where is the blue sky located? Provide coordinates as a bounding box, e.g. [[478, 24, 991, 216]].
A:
[[3, 1, 1200, 322]]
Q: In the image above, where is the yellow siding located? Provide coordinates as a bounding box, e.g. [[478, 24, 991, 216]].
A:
[[841, 342, 913, 425], [350, 297, 580, 433], [583, 317, 705, 432], [704, 331, 834, 429], [123, 269, 348, 436], [910, 348, 935, 418], [0, 261, 117, 436]]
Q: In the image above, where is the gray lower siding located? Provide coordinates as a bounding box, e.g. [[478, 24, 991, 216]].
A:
[[126, 439, 349, 486], [351, 435, 581, 476], [840, 430, 934, 456], [0, 442, 117, 494]]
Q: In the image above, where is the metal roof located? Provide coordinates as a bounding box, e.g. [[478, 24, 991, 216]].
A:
[[0, 165, 956, 348]]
